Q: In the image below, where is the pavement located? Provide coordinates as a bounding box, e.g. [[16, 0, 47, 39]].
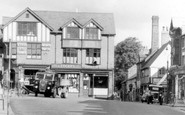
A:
[[0, 86, 14, 115]]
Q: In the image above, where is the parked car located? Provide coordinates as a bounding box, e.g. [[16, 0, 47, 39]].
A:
[[34, 72, 59, 98]]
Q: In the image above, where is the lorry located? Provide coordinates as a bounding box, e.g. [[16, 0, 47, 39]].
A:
[[33, 72, 71, 98]]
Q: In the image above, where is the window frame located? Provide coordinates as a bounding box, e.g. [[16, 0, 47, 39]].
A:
[[63, 48, 78, 64], [27, 43, 41, 59], [86, 48, 101, 65], [17, 22, 37, 36], [66, 27, 80, 39], [85, 27, 99, 39]]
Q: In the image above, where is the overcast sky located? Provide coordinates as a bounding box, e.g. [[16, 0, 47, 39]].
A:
[[1, 0, 185, 48]]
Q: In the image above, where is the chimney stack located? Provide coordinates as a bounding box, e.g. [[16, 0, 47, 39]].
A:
[[151, 16, 159, 53]]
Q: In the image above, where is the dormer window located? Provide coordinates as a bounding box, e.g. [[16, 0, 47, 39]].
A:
[[17, 22, 37, 36], [66, 27, 79, 39], [85, 28, 98, 39]]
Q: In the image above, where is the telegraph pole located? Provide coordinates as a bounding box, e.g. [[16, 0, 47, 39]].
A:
[[7, 39, 11, 115]]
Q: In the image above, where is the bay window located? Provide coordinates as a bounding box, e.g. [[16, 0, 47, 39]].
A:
[[86, 49, 100, 65], [66, 27, 79, 39], [85, 28, 98, 39], [63, 48, 78, 63]]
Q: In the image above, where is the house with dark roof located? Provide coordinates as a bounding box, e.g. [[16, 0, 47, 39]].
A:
[[140, 41, 171, 94], [1, 7, 115, 98]]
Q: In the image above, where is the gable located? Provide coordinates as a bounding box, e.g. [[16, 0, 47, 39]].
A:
[[61, 18, 82, 29], [3, 7, 53, 31], [142, 42, 171, 69], [84, 19, 103, 30], [151, 44, 171, 68], [15, 11, 39, 22]]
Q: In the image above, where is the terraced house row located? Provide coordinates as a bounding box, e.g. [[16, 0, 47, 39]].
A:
[[0, 7, 115, 98]]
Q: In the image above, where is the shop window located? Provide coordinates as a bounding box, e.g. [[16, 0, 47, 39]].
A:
[[17, 22, 37, 36], [66, 27, 79, 39], [27, 43, 41, 59], [86, 49, 100, 65], [85, 28, 98, 39], [93, 76, 108, 88], [63, 48, 78, 64]]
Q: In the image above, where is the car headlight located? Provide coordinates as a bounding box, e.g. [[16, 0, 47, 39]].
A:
[[48, 82, 52, 85]]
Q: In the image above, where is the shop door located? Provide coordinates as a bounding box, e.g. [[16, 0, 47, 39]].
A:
[[83, 76, 90, 96], [10, 69, 15, 89]]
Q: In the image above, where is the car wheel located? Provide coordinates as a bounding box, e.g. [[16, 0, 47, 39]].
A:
[[61, 93, 64, 98], [35, 92, 38, 97]]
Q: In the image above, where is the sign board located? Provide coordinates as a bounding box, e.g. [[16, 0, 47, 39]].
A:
[[51, 64, 81, 69]]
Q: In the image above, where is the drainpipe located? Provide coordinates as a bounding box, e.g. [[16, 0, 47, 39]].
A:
[[107, 35, 109, 69], [55, 34, 57, 64]]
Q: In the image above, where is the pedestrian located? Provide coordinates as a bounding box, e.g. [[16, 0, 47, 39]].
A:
[[158, 93, 163, 105], [120, 90, 124, 101]]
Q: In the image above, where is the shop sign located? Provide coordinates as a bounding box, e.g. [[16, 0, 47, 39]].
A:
[[42, 43, 51, 51], [17, 47, 27, 55], [51, 64, 81, 69], [17, 43, 27, 47]]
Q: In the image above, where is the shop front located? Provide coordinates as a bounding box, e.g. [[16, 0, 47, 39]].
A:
[[50, 64, 112, 98]]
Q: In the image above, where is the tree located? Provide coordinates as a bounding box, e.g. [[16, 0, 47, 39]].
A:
[[114, 37, 143, 90]]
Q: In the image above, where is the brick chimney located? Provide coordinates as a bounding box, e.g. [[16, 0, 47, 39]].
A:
[[151, 16, 159, 53]]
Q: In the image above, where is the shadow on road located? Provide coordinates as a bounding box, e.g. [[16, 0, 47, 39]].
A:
[[68, 99, 108, 115]]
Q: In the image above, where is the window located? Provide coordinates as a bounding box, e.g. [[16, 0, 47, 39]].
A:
[[66, 27, 79, 39], [158, 67, 166, 76], [85, 28, 98, 39], [90, 76, 108, 88], [17, 22, 37, 36], [27, 43, 41, 59], [63, 48, 78, 63], [11, 43, 17, 55], [86, 49, 100, 65], [7, 43, 17, 55], [26, 14, 29, 18]]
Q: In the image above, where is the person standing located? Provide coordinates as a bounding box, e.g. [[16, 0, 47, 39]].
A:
[[158, 93, 163, 105]]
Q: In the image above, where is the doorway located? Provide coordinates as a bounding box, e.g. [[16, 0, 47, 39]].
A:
[[10, 69, 15, 89]]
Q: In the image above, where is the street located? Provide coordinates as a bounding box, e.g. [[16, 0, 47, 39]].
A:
[[10, 93, 185, 115]]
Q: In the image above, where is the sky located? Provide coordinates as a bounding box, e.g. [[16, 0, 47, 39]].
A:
[[0, 0, 185, 48]]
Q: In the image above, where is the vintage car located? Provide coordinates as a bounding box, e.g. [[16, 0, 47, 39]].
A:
[[34, 72, 59, 98]]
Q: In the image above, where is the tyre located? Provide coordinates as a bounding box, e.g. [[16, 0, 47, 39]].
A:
[[61, 93, 64, 98], [35, 92, 38, 97]]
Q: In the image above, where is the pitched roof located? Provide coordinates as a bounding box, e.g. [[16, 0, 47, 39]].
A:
[[34, 10, 115, 35], [2, 8, 116, 35], [142, 41, 170, 69]]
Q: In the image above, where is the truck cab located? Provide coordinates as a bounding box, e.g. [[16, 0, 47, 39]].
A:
[[34, 72, 59, 98]]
